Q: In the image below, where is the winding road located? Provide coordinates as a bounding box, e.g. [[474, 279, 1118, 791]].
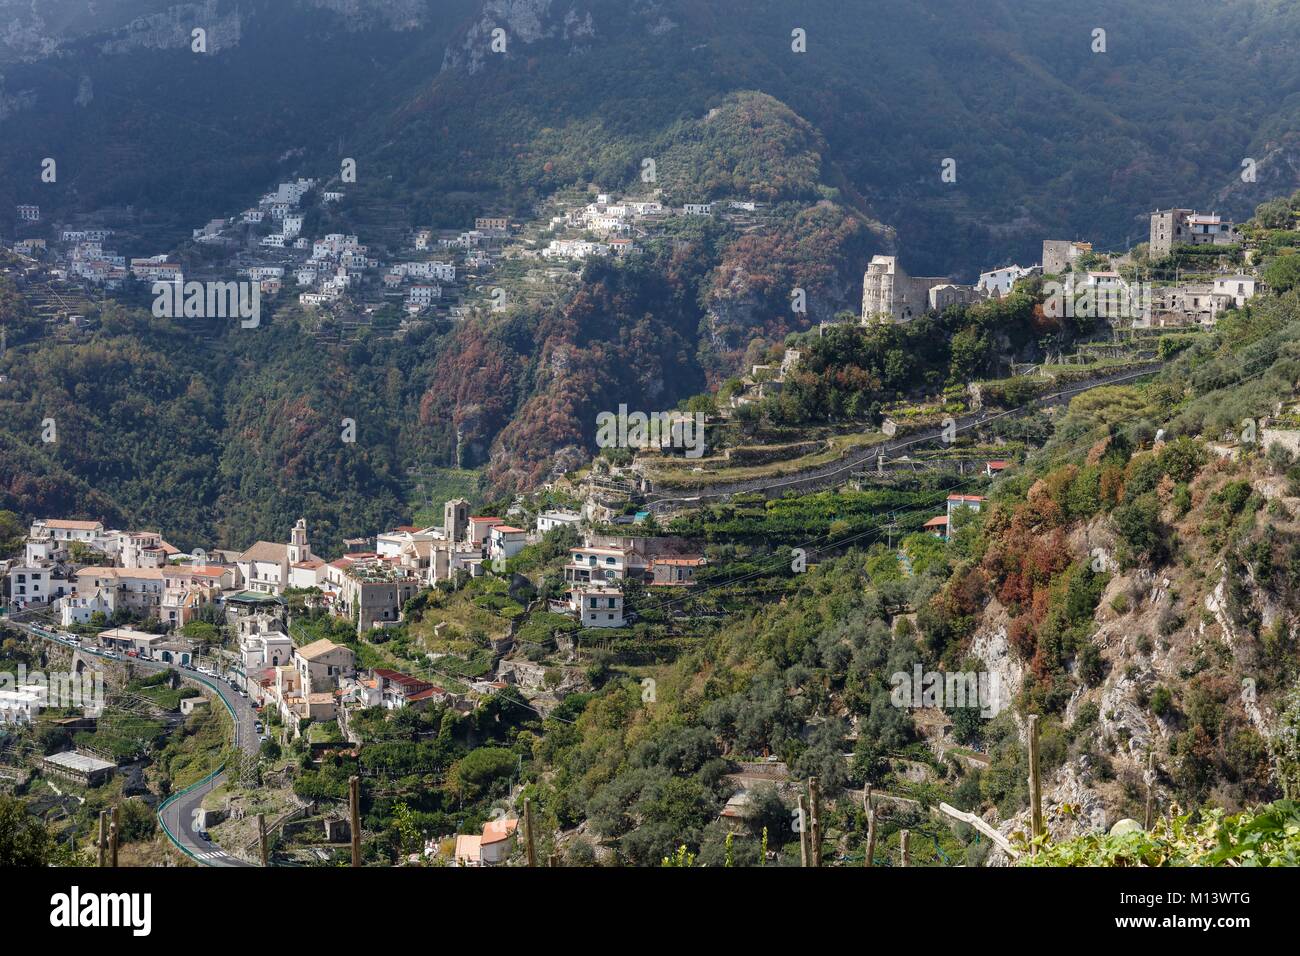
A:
[[3, 614, 260, 867]]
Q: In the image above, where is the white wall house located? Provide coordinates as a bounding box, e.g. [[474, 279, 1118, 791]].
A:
[[570, 585, 624, 628], [537, 510, 582, 534], [977, 264, 1032, 297]]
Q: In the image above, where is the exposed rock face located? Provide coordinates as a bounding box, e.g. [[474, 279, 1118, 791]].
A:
[[986, 759, 1112, 866], [1096, 654, 1157, 758], [441, 0, 675, 74], [0, 80, 37, 121], [100, 2, 243, 56], [442, 0, 561, 74], [969, 613, 1022, 719], [299, 0, 428, 30]]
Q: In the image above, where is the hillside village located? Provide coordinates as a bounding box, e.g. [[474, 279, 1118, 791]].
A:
[[4, 174, 763, 344], [5, 176, 1300, 868]]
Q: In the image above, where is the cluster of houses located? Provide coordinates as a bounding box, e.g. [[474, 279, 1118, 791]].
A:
[[4, 519, 230, 630], [9, 221, 152, 291], [538, 191, 763, 262], [0, 506, 684, 744], [244, 177, 320, 249], [861, 208, 1258, 327], [4, 500, 710, 645], [6, 179, 478, 323], [552, 534, 707, 628]]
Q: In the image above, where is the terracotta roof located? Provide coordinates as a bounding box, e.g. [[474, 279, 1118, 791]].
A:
[[178, 566, 227, 578], [373, 668, 431, 691], [454, 835, 482, 863], [469, 516, 502, 523], [923, 516, 949, 528], [41, 519, 102, 530], [75, 566, 166, 579], [652, 556, 706, 566], [493, 526, 525, 534], [481, 818, 518, 846], [239, 541, 289, 563], [406, 687, 444, 701], [947, 495, 986, 503], [296, 638, 346, 661]]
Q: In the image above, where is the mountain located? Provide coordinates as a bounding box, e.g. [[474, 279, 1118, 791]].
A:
[[7, 0, 1300, 268], [4, 0, 1300, 546]]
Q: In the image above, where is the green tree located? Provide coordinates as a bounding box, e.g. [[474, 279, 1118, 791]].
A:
[[0, 795, 51, 866]]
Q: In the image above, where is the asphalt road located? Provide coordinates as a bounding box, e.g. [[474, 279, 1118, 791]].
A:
[[5, 614, 260, 867]]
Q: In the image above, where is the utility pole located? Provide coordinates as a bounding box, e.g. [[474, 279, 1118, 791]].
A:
[[349, 775, 361, 867], [900, 829, 910, 867]]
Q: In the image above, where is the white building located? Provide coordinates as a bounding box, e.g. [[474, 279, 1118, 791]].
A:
[[30, 518, 104, 544], [236, 519, 313, 596], [537, 510, 582, 534], [241, 630, 294, 674], [570, 585, 624, 628], [1213, 274, 1257, 310], [977, 264, 1033, 297], [409, 284, 441, 307], [488, 525, 527, 564], [0, 686, 46, 725]]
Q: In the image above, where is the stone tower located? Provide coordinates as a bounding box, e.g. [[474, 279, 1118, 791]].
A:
[[444, 498, 469, 543], [287, 518, 312, 564]]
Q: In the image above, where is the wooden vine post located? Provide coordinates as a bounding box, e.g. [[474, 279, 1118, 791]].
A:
[[863, 785, 876, 868], [797, 795, 811, 867], [808, 777, 822, 868], [349, 775, 361, 867], [1028, 714, 1044, 856]]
